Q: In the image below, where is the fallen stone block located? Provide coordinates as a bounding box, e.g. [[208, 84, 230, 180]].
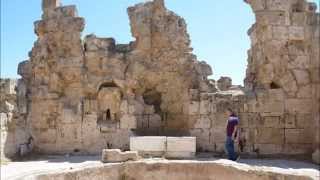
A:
[[101, 149, 138, 163], [166, 137, 196, 159], [130, 136, 166, 157]]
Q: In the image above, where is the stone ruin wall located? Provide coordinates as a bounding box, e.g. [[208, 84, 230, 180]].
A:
[[0, 0, 319, 161], [0, 79, 30, 159], [244, 0, 320, 155]]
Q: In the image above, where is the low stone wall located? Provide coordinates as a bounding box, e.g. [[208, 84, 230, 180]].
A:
[[34, 160, 314, 180], [1, 0, 319, 163]]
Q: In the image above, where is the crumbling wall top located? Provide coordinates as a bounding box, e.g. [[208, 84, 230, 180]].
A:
[[127, 0, 190, 52], [42, 0, 61, 11], [244, 0, 317, 13]]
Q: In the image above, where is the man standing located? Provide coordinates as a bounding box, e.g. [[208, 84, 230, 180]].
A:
[[225, 108, 239, 161]]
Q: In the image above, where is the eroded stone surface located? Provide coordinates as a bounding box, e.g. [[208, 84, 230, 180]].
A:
[[2, 156, 318, 180], [130, 136, 166, 157], [244, 0, 320, 160], [101, 149, 138, 163], [166, 137, 196, 158]]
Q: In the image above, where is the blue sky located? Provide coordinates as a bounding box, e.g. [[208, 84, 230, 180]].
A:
[[1, 0, 319, 85]]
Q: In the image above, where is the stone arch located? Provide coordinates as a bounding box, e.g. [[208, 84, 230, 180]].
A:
[[96, 79, 124, 93], [96, 80, 123, 125]]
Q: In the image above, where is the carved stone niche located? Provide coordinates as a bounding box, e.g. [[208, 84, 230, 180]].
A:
[[96, 82, 122, 131]]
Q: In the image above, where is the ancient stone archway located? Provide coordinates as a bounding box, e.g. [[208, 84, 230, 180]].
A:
[[97, 86, 122, 123]]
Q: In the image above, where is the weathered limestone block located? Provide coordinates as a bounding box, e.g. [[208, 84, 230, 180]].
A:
[[54, 124, 82, 150], [188, 101, 199, 115], [259, 101, 284, 116], [166, 137, 196, 158], [291, 13, 307, 26], [266, 0, 292, 11], [48, 73, 61, 93], [267, 89, 285, 101], [57, 5, 78, 17], [195, 61, 212, 77], [128, 102, 144, 115], [310, 68, 320, 83], [213, 113, 229, 127], [35, 16, 85, 36], [84, 34, 115, 52], [285, 128, 313, 144], [288, 40, 307, 55], [261, 116, 281, 128], [283, 143, 313, 155], [238, 113, 249, 127], [297, 85, 312, 98], [0, 79, 17, 95], [148, 114, 161, 128], [130, 136, 166, 157], [272, 26, 288, 40], [61, 108, 77, 123], [257, 25, 274, 42], [43, 5, 79, 20], [289, 26, 305, 40], [285, 99, 312, 113], [210, 128, 226, 143], [257, 64, 274, 85], [83, 99, 97, 114], [217, 77, 232, 91], [101, 149, 138, 163], [199, 100, 212, 115], [188, 89, 200, 101], [120, 100, 129, 114], [292, 69, 310, 85], [284, 114, 296, 128], [288, 55, 309, 69], [120, 115, 137, 129], [279, 72, 298, 96], [42, 0, 60, 11], [255, 11, 286, 25], [296, 113, 313, 128], [37, 128, 57, 144], [194, 115, 211, 129], [255, 128, 284, 144]]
